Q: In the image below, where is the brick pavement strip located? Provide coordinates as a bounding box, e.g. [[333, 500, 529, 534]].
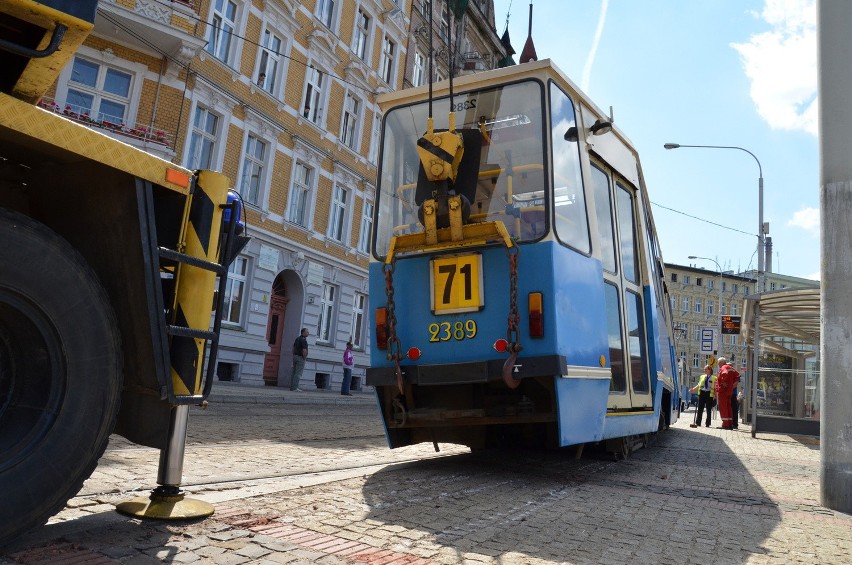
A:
[[2, 404, 851, 564]]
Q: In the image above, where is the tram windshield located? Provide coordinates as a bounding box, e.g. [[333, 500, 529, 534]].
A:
[[373, 80, 546, 259]]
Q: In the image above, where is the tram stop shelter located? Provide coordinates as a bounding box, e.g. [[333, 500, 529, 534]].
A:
[[742, 287, 821, 437]]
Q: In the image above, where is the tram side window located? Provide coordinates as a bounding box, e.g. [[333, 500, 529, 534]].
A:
[[625, 290, 649, 393], [615, 183, 639, 283], [549, 82, 589, 253], [604, 282, 626, 393], [590, 165, 616, 272]]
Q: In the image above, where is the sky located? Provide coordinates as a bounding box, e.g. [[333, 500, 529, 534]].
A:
[[491, 0, 819, 280]]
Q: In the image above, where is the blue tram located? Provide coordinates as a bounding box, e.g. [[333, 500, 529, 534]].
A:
[[366, 60, 682, 454]]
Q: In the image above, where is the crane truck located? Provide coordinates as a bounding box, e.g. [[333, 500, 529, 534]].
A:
[[0, 0, 244, 545]]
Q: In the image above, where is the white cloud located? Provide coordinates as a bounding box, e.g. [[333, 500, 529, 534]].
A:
[[731, 0, 817, 135], [787, 206, 820, 235]]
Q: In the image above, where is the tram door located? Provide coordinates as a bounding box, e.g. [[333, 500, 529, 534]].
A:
[[590, 162, 652, 410]]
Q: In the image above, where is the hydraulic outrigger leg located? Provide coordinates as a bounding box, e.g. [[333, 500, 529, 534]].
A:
[[116, 405, 213, 519], [117, 171, 240, 520]]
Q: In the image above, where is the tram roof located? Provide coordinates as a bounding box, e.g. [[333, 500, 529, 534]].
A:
[[378, 59, 628, 141], [742, 288, 820, 356]]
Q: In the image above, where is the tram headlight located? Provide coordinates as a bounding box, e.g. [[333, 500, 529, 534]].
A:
[[376, 307, 388, 350], [528, 292, 544, 338]]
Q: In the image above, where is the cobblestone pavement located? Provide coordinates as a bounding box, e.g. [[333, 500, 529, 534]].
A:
[[1, 386, 850, 565]]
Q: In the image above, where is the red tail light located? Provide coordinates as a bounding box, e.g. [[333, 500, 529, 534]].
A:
[[407, 347, 422, 361], [493, 338, 508, 352], [376, 307, 388, 350], [529, 292, 544, 338]]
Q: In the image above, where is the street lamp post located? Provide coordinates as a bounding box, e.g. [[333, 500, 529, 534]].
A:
[[665, 143, 764, 438], [689, 255, 723, 364]]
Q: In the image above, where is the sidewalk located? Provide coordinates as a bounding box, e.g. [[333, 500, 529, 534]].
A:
[[207, 380, 375, 406]]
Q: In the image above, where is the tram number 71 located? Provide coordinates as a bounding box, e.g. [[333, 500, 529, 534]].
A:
[[430, 254, 484, 314]]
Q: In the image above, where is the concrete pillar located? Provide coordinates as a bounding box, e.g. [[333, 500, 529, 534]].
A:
[[818, 0, 852, 513]]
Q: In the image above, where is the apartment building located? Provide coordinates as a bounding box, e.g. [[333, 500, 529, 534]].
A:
[[664, 262, 755, 388], [42, 0, 504, 390]]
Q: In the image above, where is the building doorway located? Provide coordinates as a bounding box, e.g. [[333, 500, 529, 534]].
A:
[[262, 274, 288, 386]]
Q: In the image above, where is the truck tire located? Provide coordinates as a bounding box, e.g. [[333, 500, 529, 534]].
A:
[[0, 208, 122, 547]]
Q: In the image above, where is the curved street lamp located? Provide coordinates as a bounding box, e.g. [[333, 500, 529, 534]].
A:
[[665, 143, 764, 438]]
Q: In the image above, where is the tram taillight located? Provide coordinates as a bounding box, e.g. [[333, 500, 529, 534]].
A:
[[529, 292, 544, 338], [376, 307, 388, 350]]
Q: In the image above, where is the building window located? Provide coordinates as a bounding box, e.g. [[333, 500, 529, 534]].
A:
[[341, 92, 361, 150], [238, 133, 267, 207], [681, 297, 689, 312], [733, 284, 739, 293], [721, 301, 727, 315], [671, 273, 678, 283], [303, 66, 324, 124], [353, 9, 369, 60], [412, 51, 425, 86], [380, 36, 396, 84], [708, 279, 714, 290], [732, 303, 739, 315], [65, 57, 132, 125], [317, 283, 337, 342], [328, 185, 349, 242], [692, 353, 700, 368], [693, 327, 701, 341], [206, 0, 238, 64], [722, 281, 728, 291], [440, 1, 449, 40], [257, 28, 284, 96], [186, 105, 219, 170], [316, 0, 335, 28], [358, 201, 373, 253], [696, 277, 703, 287], [708, 300, 715, 316], [694, 298, 702, 314], [770, 282, 777, 291], [351, 292, 367, 348], [288, 162, 313, 227], [683, 275, 691, 284], [223, 255, 247, 324]]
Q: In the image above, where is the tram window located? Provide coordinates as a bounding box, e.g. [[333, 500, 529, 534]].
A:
[[549, 82, 589, 253], [626, 290, 649, 393], [591, 165, 616, 272], [373, 80, 546, 258], [604, 282, 626, 393], [615, 183, 639, 283]]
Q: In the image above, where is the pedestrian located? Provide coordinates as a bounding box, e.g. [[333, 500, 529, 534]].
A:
[[715, 356, 740, 430], [689, 365, 715, 428], [341, 341, 354, 396], [290, 328, 309, 392]]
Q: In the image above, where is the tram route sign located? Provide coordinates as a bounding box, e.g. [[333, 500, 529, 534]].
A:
[[721, 315, 742, 334]]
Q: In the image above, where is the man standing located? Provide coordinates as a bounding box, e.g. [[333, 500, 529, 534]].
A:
[[290, 328, 309, 392], [689, 365, 715, 428], [715, 356, 740, 430]]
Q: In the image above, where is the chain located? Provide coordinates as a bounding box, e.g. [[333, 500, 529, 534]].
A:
[[383, 260, 405, 394], [506, 245, 521, 353]]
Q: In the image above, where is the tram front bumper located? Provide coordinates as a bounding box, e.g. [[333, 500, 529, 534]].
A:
[[366, 354, 566, 387]]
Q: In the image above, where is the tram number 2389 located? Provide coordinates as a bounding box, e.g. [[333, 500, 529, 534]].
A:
[[428, 319, 478, 342]]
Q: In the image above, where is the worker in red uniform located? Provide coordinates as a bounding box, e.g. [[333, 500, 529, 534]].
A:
[[715, 357, 740, 430]]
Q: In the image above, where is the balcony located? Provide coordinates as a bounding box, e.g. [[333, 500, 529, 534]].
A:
[[95, 0, 206, 73], [37, 97, 175, 157]]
